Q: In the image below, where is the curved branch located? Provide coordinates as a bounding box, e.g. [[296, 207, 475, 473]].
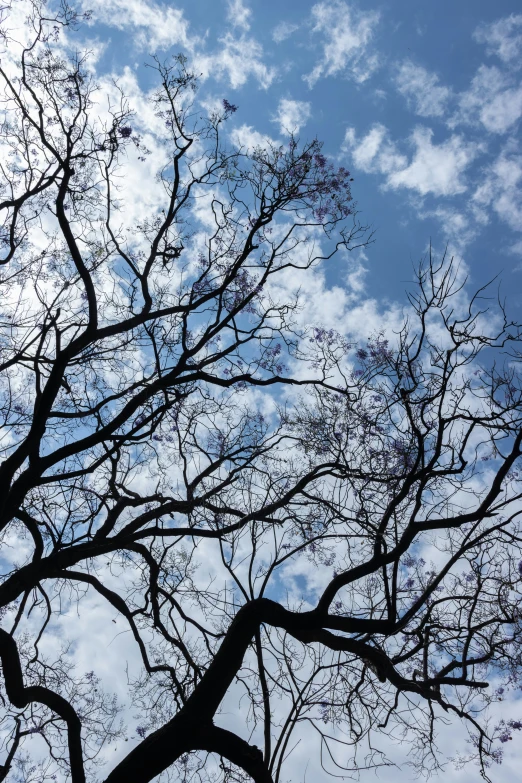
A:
[[0, 629, 85, 783]]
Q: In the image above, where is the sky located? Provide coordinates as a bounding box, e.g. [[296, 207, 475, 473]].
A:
[[3, 0, 522, 780], [76, 1, 522, 778], [77, 0, 522, 320]]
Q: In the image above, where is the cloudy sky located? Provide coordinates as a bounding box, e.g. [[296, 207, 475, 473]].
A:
[[76, 2, 522, 779], [77, 0, 522, 324], [4, 0, 522, 780]]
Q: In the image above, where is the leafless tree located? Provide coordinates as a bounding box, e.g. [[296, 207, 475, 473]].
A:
[[1, 4, 522, 783]]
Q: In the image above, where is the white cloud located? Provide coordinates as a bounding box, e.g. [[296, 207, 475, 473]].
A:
[[452, 65, 522, 134], [388, 128, 481, 196], [85, 0, 273, 90], [342, 123, 406, 174], [272, 98, 312, 135], [343, 249, 369, 299], [195, 32, 276, 89], [473, 144, 522, 234], [272, 21, 299, 43], [343, 124, 481, 197], [510, 238, 522, 258], [304, 0, 380, 88], [474, 13, 522, 66], [270, 249, 405, 354], [83, 0, 197, 51], [230, 124, 279, 153], [226, 0, 252, 32], [419, 207, 478, 252], [394, 60, 452, 118]]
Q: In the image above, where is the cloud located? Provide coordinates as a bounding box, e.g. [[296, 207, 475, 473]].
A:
[[195, 32, 276, 89], [394, 61, 452, 118], [452, 65, 522, 134], [85, 0, 273, 89], [272, 98, 312, 135], [272, 21, 299, 43], [395, 20, 522, 135], [473, 144, 522, 234], [82, 0, 197, 51], [343, 124, 481, 197], [230, 124, 279, 152], [510, 239, 522, 259], [419, 207, 478, 252], [474, 13, 522, 67], [388, 128, 482, 196], [342, 123, 407, 175], [226, 0, 252, 32], [304, 0, 380, 88]]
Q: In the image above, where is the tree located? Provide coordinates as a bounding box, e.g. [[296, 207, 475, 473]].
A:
[[1, 4, 522, 783]]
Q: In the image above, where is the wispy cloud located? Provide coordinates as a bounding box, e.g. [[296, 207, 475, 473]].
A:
[[473, 13, 522, 67], [304, 0, 380, 87], [272, 21, 299, 43], [226, 0, 252, 32], [473, 142, 522, 234], [82, 0, 197, 51], [394, 61, 452, 118], [343, 124, 482, 197], [230, 124, 279, 152], [195, 33, 276, 89], [451, 65, 522, 134], [272, 98, 312, 135]]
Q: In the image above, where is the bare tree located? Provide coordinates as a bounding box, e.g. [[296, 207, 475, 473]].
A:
[[1, 4, 522, 783]]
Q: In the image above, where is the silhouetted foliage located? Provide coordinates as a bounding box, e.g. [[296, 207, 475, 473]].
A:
[[1, 4, 522, 783]]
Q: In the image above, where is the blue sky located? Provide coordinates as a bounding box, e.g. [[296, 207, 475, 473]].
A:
[[4, 2, 521, 780], [68, 3, 522, 777], [81, 0, 522, 319]]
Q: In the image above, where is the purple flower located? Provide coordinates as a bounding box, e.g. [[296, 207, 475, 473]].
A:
[[223, 99, 238, 114], [318, 701, 329, 724]]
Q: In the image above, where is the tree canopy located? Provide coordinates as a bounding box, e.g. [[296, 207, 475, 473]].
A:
[[1, 4, 522, 783]]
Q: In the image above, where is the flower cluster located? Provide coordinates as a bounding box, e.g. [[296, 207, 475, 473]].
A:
[[309, 159, 354, 223], [259, 343, 285, 375], [252, 139, 354, 225], [355, 336, 393, 369], [318, 701, 330, 724], [223, 269, 262, 314], [497, 718, 522, 743], [222, 99, 238, 115]]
